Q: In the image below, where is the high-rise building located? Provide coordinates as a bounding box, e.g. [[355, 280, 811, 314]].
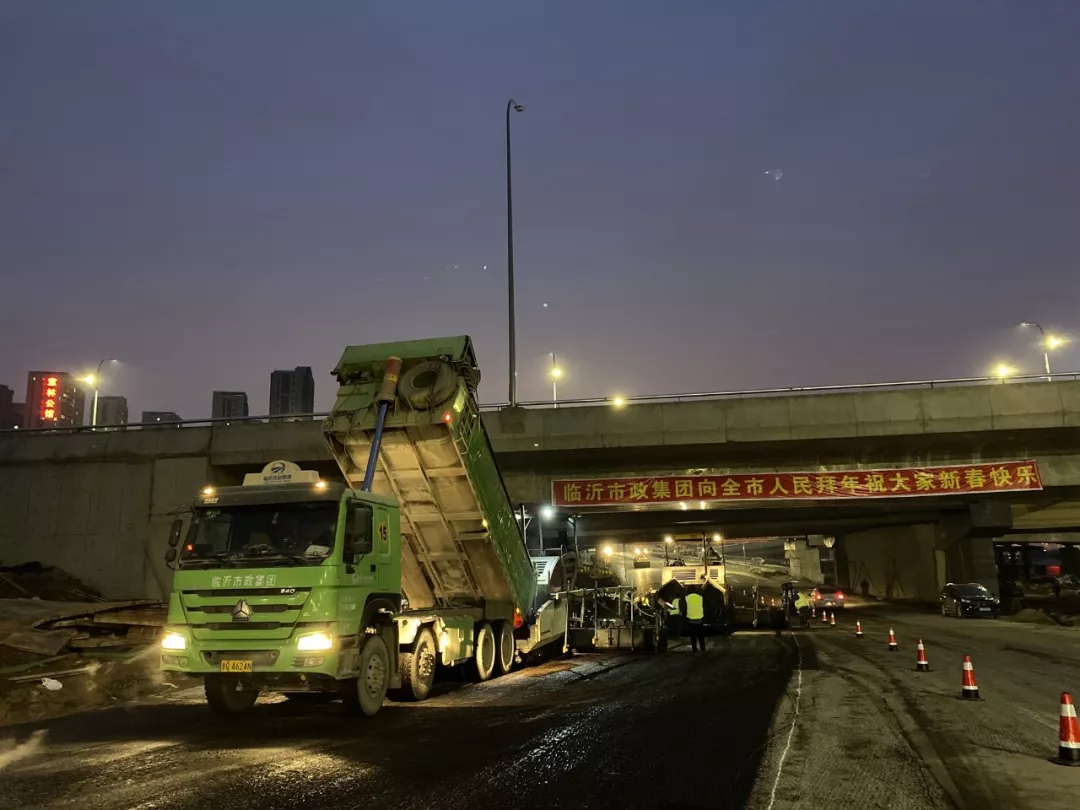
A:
[[141, 411, 181, 425], [269, 367, 314, 418], [96, 396, 129, 427], [212, 391, 249, 420], [25, 372, 86, 429], [0, 385, 16, 430]]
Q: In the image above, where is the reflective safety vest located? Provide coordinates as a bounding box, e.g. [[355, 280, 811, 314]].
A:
[[684, 592, 705, 622], [667, 597, 681, 615], [793, 592, 811, 611]]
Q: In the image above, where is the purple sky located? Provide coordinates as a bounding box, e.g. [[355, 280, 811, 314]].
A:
[[2, 1, 1078, 420]]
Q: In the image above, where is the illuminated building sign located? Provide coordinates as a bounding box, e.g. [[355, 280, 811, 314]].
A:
[[40, 375, 62, 422]]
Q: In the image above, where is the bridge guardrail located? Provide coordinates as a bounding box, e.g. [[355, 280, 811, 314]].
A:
[[2, 370, 1078, 437]]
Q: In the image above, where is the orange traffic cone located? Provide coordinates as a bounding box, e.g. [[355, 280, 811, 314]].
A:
[[1055, 693, 1080, 766], [811, 606, 816, 618], [829, 612, 836, 627], [887, 628, 898, 652], [961, 655, 980, 699], [915, 639, 930, 672], [855, 620, 863, 638], [821, 610, 828, 624]]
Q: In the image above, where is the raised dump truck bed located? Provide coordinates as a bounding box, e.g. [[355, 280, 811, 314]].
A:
[[322, 336, 537, 623], [161, 336, 568, 719]]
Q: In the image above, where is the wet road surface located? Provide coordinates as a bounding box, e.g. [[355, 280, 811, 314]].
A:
[[4, 605, 1078, 810], [750, 605, 1080, 810], [1, 634, 796, 810]]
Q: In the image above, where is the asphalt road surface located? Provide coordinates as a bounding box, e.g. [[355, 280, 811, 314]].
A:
[[2, 606, 1078, 810]]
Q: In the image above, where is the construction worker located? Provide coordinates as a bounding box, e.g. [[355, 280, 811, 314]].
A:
[[681, 588, 706, 653], [792, 589, 812, 627]]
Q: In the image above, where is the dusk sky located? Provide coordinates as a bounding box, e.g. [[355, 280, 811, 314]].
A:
[[2, 2, 1078, 420]]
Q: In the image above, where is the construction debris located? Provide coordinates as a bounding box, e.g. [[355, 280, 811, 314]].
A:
[[0, 596, 175, 726], [0, 562, 105, 602]]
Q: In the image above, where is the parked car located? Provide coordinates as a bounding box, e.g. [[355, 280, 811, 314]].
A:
[[812, 586, 846, 609], [940, 582, 1000, 618]]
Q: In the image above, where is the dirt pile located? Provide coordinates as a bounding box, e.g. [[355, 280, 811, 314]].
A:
[[0, 562, 103, 602]]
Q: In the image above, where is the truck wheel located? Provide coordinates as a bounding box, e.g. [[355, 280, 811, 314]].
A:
[[341, 635, 389, 717], [494, 621, 515, 676], [204, 675, 258, 715], [392, 627, 438, 702], [468, 622, 497, 682]]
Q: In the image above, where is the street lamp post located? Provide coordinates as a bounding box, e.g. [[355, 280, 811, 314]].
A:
[[549, 351, 562, 407], [1020, 322, 1059, 381], [506, 99, 525, 407], [83, 358, 117, 427]]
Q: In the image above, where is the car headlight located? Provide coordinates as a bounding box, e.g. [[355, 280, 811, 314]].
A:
[[296, 632, 334, 651], [161, 631, 187, 651]]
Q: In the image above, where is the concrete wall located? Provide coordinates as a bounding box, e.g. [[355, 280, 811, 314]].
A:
[[839, 524, 942, 602], [0, 457, 208, 600]]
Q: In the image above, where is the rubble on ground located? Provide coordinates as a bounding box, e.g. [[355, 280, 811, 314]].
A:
[[0, 588, 175, 726]]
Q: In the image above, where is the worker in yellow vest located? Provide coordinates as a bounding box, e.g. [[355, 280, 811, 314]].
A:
[[681, 589, 707, 652]]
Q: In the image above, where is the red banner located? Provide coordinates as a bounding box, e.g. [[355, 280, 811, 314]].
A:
[[551, 461, 1042, 507]]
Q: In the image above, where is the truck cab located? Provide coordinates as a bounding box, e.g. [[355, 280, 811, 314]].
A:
[[161, 461, 403, 715]]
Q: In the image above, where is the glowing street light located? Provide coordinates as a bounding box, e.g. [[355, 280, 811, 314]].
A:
[[1020, 322, 1064, 381], [993, 363, 1015, 380], [540, 505, 555, 521], [602, 545, 613, 558], [712, 533, 723, 543], [611, 395, 626, 408], [81, 358, 118, 427]]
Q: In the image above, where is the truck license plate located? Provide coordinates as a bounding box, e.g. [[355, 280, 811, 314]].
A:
[[220, 660, 253, 673]]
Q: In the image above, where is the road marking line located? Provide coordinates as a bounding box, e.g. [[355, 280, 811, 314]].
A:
[[765, 631, 802, 810]]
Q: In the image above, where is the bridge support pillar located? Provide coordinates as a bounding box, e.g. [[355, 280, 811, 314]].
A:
[[836, 524, 940, 602], [785, 540, 823, 585]]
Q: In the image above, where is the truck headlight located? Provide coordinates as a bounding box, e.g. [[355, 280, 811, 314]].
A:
[[161, 632, 187, 651], [296, 632, 334, 651]]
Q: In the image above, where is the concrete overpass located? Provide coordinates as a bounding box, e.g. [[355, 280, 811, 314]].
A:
[[2, 377, 1079, 601]]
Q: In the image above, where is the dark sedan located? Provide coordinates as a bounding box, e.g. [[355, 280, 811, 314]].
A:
[[940, 582, 1000, 618]]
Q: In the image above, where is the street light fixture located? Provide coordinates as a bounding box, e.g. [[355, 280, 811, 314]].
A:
[[993, 363, 1015, 381], [1020, 322, 1063, 381], [81, 358, 118, 427], [506, 98, 525, 407], [540, 505, 555, 521], [611, 395, 626, 408]]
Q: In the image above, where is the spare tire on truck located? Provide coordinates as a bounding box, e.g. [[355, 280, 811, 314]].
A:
[[397, 361, 457, 410]]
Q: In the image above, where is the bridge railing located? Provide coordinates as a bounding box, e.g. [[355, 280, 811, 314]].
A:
[[2, 370, 1078, 437]]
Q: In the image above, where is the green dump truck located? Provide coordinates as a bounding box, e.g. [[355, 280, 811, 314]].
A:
[[160, 337, 569, 716]]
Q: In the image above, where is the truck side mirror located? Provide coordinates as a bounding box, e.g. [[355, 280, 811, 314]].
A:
[[168, 518, 184, 547]]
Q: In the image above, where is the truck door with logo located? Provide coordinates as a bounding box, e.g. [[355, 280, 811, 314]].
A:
[[372, 506, 401, 595]]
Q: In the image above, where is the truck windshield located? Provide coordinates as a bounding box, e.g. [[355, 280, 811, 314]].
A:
[[181, 502, 338, 568]]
